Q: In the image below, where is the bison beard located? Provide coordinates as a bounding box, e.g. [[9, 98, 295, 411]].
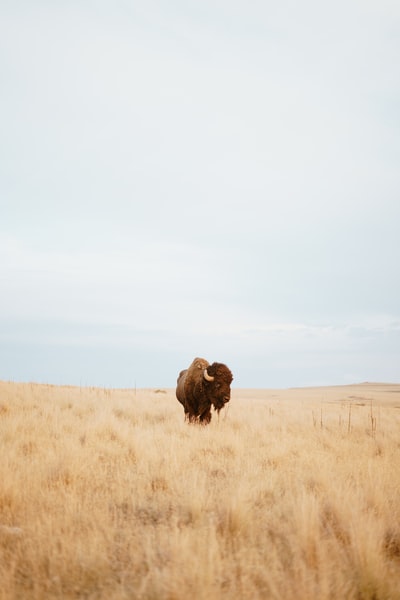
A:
[[176, 357, 233, 424]]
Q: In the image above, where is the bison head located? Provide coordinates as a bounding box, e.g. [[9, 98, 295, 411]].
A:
[[203, 362, 233, 412]]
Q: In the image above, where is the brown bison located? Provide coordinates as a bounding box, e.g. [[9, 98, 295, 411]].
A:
[[176, 357, 233, 424]]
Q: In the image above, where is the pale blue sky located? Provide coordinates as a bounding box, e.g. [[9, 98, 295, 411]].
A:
[[1, 0, 399, 387]]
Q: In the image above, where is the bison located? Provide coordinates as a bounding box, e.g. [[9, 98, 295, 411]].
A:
[[176, 357, 233, 424]]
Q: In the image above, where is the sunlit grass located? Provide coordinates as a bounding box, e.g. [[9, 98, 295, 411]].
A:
[[0, 380, 399, 599]]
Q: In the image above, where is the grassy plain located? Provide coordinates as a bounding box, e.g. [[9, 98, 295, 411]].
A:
[[0, 380, 400, 599]]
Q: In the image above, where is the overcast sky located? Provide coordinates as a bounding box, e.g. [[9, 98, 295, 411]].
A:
[[1, 0, 399, 388]]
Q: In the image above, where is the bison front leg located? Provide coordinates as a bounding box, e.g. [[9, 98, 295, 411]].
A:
[[199, 408, 212, 425]]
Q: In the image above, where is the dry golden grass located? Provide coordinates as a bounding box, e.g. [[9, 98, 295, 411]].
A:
[[1, 380, 400, 599]]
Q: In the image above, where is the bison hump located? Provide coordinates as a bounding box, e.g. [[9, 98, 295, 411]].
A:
[[190, 357, 210, 371]]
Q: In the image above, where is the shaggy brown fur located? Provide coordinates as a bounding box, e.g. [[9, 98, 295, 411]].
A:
[[176, 357, 233, 424]]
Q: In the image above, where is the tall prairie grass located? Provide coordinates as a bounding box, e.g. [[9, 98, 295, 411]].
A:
[[0, 380, 399, 599]]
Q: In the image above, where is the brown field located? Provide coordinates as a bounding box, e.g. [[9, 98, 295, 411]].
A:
[[1, 380, 400, 599]]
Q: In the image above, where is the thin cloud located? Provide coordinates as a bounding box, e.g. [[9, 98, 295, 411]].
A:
[[1, 1, 399, 386]]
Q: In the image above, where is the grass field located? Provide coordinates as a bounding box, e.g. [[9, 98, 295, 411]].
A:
[[0, 380, 400, 599]]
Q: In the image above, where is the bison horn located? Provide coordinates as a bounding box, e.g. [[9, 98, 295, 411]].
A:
[[203, 368, 214, 382]]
